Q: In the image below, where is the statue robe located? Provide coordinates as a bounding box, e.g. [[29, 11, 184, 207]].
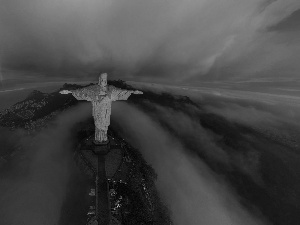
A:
[[72, 85, 134, 142]]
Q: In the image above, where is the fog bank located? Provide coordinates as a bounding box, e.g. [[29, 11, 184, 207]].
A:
[[112, 102, 267, 225], [0, 103, 91, 224]]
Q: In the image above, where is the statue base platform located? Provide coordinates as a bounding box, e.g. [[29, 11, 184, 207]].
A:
[[92, 140, 110, 155], [80, 136, 111, 155], [93, 139, 109, 145]]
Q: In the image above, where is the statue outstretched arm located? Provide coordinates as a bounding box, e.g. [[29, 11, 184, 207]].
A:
[[59, 88, 92, 101], [111, 87, 143, 101]]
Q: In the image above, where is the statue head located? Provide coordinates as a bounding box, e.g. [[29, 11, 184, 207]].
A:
[[98, 73, 107, 89]]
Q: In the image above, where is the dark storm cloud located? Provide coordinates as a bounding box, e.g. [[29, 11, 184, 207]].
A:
[[0, 0, 299, 83], [268, 9, 300, 32], [0, 103, 90, 224]]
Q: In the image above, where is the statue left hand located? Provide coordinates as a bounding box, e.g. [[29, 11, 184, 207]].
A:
[[133, 90, 143, 94]]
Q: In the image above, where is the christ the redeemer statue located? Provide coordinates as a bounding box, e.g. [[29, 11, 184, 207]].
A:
[[60, 73, 142, 144]]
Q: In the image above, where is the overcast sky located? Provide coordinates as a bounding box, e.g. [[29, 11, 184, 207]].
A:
[[0, 0, 299, 84]]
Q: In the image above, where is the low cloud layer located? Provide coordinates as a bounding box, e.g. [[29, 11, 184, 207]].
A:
[[111, 83, 300, 224], [0, 0, 299, 83], [0, 103, 91, 225], [112, 102, 268, 225]]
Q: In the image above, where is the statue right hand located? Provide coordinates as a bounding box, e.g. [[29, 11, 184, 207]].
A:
[[59, 90, 72, 94], [133, 90, 143, 94]]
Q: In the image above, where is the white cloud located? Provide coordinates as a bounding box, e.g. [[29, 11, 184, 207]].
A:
[[112, 102, 268, 225]]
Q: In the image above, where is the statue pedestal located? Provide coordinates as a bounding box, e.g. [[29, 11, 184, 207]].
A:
[[79, 136, 113, 225], [93, 140, 110, 155]]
